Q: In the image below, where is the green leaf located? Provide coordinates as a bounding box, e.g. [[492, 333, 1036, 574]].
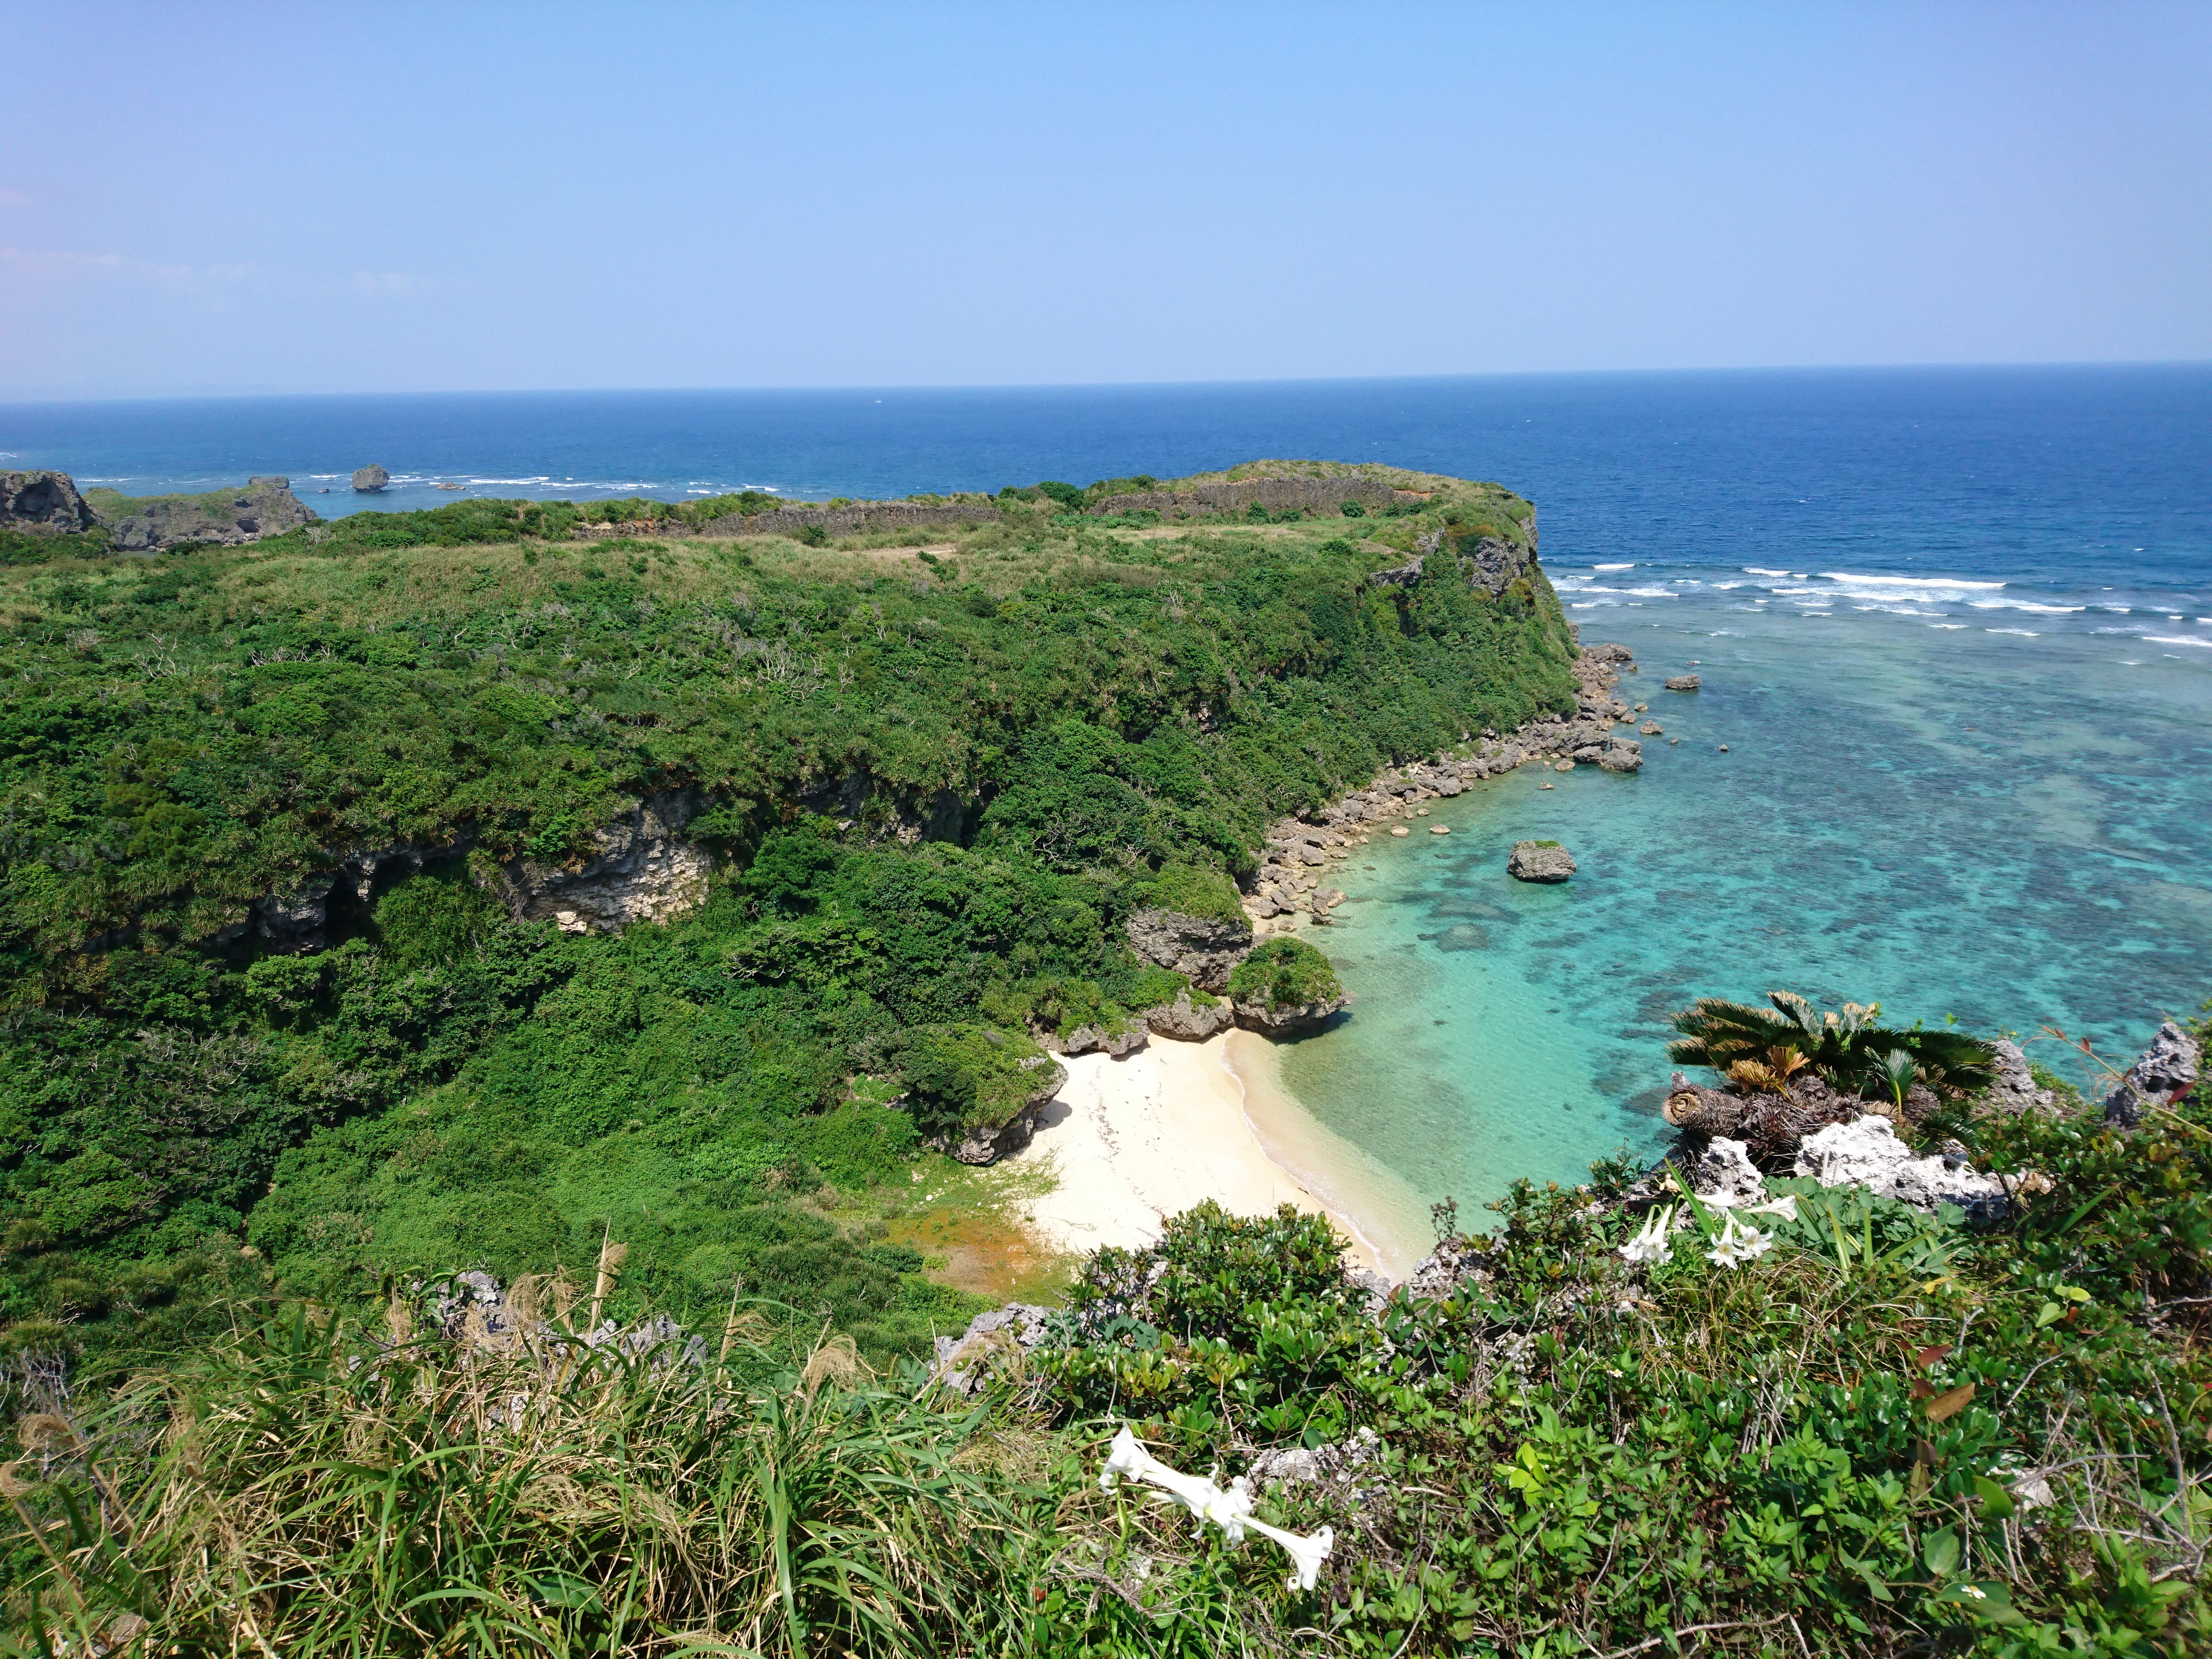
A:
[[1930, 1579, 2023, 1623], [1973, 1475, 2016, 1520], [1922, 1526, 1960, 1577], [2034, 1301, 2065, 1329]]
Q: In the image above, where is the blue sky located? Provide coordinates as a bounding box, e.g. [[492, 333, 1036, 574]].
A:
[[4, 1, 2206, 397]]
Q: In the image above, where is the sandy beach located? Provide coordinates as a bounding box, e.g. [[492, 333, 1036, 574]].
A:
[[1007, 1030, 1433, 1280]]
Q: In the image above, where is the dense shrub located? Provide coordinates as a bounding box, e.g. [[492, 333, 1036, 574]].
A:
[[1227, 937, 1343, 1009]]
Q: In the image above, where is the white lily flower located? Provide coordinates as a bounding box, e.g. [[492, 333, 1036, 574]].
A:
[[1743, 1194, 1799, 1223], [1242, 1513, 1336, 1591], [1618, 1205, 1675, 1265], [1098, 1427, 1334, 1590], [1704, 1213, 1775, 1267]]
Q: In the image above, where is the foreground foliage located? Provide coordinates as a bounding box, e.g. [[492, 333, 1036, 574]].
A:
[[9, 1008, 2205, 1655]]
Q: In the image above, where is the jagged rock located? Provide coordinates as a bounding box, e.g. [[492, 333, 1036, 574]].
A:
[[1985, 1039, 2057, 1116], [1367, 553, 1425, 587], [1056, 1021, 1149, 1058], [493, 790, 711, 932], [1580, 642, 1635, 666], [1664, 675, 1701, 692], [1639, 721, 1663, 736], [97, 476, 318, 551], [1233, 993, 1350, 1037], [2103, 1020, 2201, 1129], [1598, 747, 1642, 774], [0, 469, 98, 533], [1144, 990, 1235, 1041], [1125, 907, 1253, 993], [1508, 841, 1575, 882], [1689, 1137, 1767, 1207], [931, 1302, 1055, 1393], [1794, 1115, 2008, 1219], [353, 464, 391, 491], [941, 1055, 1068, 1165]]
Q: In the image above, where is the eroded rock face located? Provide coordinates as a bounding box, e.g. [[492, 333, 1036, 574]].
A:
[[1689, 1137, 1767, 1207], [353, 464, 391, 491], [943, 1055, 1068, 1165], [1508, 841, 1575, 882], [2103, 1020, 2201, 1129], [1144, 990, 1236, 1041], [931, 1302, 1056, 1393], [102, 477, 318, 551], [1664, 675, 1701, 692], [0, 470, 98, 533], [493, 791, 711, 933], [1232, 992, 1350, 1037], [1986, 1039, 2057, 1116], [1125, 907, 1253, 993], [1794, 1115, 2008, 1219], [1051, 1021, 1149, 1058]]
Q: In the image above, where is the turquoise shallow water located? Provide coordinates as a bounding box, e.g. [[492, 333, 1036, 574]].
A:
[[1280, 603, 2212, 1220]]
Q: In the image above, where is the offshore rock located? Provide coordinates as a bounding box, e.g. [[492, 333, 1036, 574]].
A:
[[1664, 675, 1701, 692], [2103, 1020, 2201, 1129], [1125, 907, 1254, 993], [1598, 745, 1642, 774], [492, 790, 711, 932], [353, 464, 391, 491], [1144, 990, 1236, 1041], [0, 470, 98, 533], [1794, 1115, 2009, 1219], [1508, 841, 1575, 882]]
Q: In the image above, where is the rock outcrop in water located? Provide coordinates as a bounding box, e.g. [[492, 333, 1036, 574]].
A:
[[353, 464, 391, 491], [1508, 841, 1575, 882]]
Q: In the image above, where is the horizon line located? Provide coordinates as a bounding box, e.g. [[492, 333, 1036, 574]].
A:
[[5, 357, 2210, 409]]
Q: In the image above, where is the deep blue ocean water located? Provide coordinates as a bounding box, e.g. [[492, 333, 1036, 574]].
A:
[[6, 367, 2208, 1223]]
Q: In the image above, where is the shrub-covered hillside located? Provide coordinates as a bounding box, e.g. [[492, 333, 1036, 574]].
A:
[[0, 462, 1574, 1370]]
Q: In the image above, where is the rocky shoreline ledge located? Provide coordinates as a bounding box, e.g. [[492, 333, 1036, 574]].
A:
[[1243, 641, 1650, 928]]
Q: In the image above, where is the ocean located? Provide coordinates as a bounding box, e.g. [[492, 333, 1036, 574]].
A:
[[6, 366, 2208, 1226]]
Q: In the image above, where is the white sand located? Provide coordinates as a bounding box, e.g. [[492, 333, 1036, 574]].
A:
[[1008, 1032, 1394, 1275]]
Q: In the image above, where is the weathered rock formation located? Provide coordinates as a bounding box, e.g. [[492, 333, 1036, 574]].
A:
[[2103, 1020, 2202, 1129], [1664, 1071, 1866, 1164], [353, 464, 391, 491], [1232, 989, 1351, 1037], [1125, 907, 1253, 993], [1794, 1115, 2009, 1220], [1984, 1039, 2058, 1116], [1664, 674, 1701, 692], [98, 477, 319, 551], [1508, 841, 1575, 882], [1046, 1021, 1149, 1059], [489, 790, 712, 934], [0, 470, 98, 533], [942, 1056, 1068, 1165], [1144, 990, 1236, 1041]]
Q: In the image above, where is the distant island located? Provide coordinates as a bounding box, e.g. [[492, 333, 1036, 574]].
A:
[[0, 459, 2203, 1655]]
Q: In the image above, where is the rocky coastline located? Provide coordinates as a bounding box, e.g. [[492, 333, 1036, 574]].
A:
[[1242, 641, 1648, 928]]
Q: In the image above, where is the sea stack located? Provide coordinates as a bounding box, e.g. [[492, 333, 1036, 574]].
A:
[[1665, 674, 1701, 692], [352, 464, 391, 492], [1508, 840, 1576, 882]]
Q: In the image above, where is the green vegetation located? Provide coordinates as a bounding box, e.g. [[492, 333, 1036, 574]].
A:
[[1136, 861, 1247, 926], [1227, 936, 1344, 1011], [0, 462, 1574, 1379], [1672, 991, 2001, 1097], [11, 1005, 2206, 1655]]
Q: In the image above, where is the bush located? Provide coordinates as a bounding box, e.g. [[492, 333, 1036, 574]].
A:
[[882, 1022, 1057, 1136], [1227, 937, 1342, 1010], [1138, 862, 1248, 926]]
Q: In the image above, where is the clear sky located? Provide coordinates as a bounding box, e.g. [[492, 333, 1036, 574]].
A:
[[4, 1, 2207, 398]]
